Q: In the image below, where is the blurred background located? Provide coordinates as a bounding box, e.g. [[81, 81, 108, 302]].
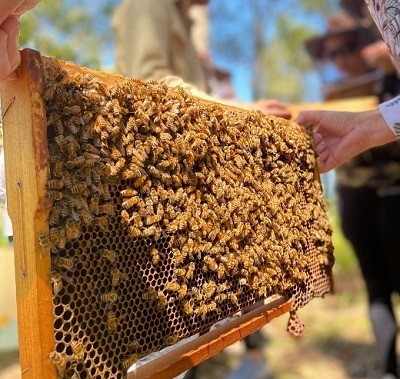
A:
[[1, 0, 400, 378]]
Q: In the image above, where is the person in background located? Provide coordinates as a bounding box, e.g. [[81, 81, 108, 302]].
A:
[[112, 0, 291, 119], [305, 8, 400, 378], [297, 0, 400, 172]]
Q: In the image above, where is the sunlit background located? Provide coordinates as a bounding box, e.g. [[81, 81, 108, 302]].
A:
[[2, 1, 394, 379]]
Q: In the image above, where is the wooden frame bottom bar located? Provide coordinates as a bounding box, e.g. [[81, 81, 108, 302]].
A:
[[129, 296, 291, 379]]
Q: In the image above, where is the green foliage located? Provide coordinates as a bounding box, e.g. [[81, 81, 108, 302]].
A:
[[0, 205, 10, 248], [210, 0, 339, 101], [19, 0, 119, 69]]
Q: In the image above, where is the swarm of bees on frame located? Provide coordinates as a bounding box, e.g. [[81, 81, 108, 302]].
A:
[[42, 57, 333, 378]]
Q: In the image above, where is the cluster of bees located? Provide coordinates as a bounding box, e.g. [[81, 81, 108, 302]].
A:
[[42, 58, 333, 377]]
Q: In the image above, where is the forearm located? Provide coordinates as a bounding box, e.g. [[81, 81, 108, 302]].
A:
[[378, 95, 400, 139]]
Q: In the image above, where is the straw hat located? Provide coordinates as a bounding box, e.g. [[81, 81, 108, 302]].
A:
[[305, 13, 376, 60]]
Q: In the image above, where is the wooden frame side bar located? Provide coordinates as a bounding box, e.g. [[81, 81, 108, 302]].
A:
[[0, 49, 54, 378]]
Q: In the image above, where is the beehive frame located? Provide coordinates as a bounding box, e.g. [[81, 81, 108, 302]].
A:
[[0, 49, 333, 379]]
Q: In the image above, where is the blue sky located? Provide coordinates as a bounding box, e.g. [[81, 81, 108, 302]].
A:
[[208, 0, 339, 102]]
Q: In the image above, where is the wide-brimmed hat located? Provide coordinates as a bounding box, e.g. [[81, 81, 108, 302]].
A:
[[305, 13, 377, 60]]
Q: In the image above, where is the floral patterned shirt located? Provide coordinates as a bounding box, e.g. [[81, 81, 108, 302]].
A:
[[367, 0, 400, 137], [366, 0, 400, 72]]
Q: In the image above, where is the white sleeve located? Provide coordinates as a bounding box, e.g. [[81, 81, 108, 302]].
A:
[[379, 95, 400, 138]]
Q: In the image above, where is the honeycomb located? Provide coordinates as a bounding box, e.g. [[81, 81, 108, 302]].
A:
[[41, 57, 334, 378]]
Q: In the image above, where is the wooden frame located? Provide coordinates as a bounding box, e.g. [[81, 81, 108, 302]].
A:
[[0, 49, 295, 379], [0, 49, 54, 378]]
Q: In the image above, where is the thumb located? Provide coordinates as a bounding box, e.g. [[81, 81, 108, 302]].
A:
[[295, 110, 325, 126]]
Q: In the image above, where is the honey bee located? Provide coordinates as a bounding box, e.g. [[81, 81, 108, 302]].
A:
[[215, 292, 228, 303], [189, 286, 203, 301], [128, 212, 142, 229], [46, 179, 64, 190], [171, 282, 188, 299], [101, 249, 117, 264], [122, 195, 141, 209], [150, 247, 161, 265], [182, 300, 194, 315], [185, 262, 196, 280], [88, 194, 100, 214], [111, 267, 126, 287], [218, 282, 231, 294], [120, 188, 138, 198], [93, 216, 109, 230], [63, 105, 81, 115], [120, 354, 139, 370], [206, 301, 218, 313], [127, 339, 141, 353], [53, 161, 64, 178], [208, 228, 219, 242], [165, 333, 179, 346], [202, 280, 217, 299], [174, 267, 186, 278], [97, 203, 114, 215], [142, 286, 158, 301], [194, 303, 208, 319], [65, 219, 81, 240], [38, 233, 50, 249], [50, 270, 65, 295], [49, 351, 67, 378], [145, 213, 161, 226], [227, 293, 239, 306], [100, 290, 118, 304], [114, 157, 126, 175], [202, 255, 218, 272], [71, 340, 86, 362], [156, 291, 168, 311], [140, 224, 155, 237], [46, 190, 63, 201], [173, 243, 190, 263], [65, 156, 85, 169], [49, 226, 66, 249], [53, 256, 76, 271], [217, 263, 226, 280], [129, 226, 142, 238], [107, 310, 118, 333], [102, 183, 112, 200], [165, 281, 180, 293], [109, 145, 122, 160], [133, 174, 148, 189], [121, 209, 130, 225], [80, 209, 94, 226]]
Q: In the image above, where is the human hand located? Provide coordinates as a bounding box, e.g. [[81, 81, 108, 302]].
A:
[[243, 99, 292, 119], [0, 0, 40, 81], [296, 109, 396, 173], [361, 41, 395, 74]]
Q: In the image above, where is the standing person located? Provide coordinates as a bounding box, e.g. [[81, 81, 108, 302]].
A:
[[112, 0, 292, 119], [297, 1, 400, 171], [305, 10, 400, 378], [112, 0, 209, 93]]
